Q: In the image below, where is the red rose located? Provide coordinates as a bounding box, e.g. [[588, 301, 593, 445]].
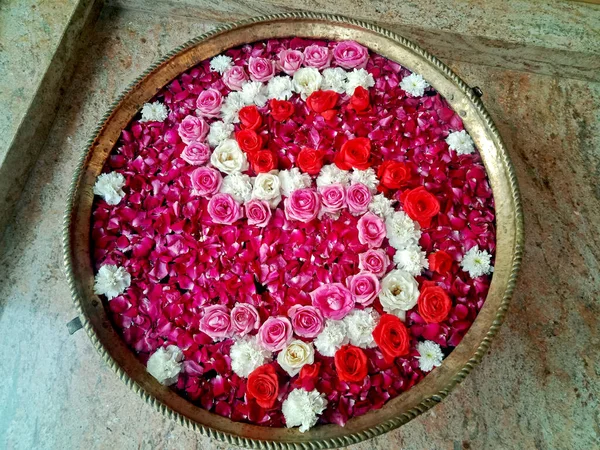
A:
[[247, 364, 279, 409], [334, 137, 371, 170], [236, 129, 263, 154], [428, 250, 453, 274], [306, 90, 339, 116], [269, 99, 294, 122], [297, 147, 325, 175], [239, 105, 262, 130], [372, 314, 410, 363], [250, 150, 277, 173], [334, 345, 368, 383], [401, 186, 440, 228], [348, 86, 370, 112], [295, 362, 321, 391], [418, 285, 452, 323], [377, 161, 411, 190]]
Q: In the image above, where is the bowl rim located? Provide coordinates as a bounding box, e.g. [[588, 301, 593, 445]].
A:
[[63, 12, 524, 449]]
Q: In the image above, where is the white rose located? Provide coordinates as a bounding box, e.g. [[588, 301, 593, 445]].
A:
[[252, 172, 281, 208], [210, 139, 248, 174], [277, 340, 315, 377], [379, 269, 420, 320], [292, 67, 323, 100], [146, 345, 183, 386]]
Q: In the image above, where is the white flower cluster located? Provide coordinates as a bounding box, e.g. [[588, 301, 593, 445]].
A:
[[278, 168, 312, 197], [282, 388, 327, 433], [230, 336, 272, 378], [313, 319, 349, 357], [93, 172, 126, 205], [140, 101, 168, 122], [316, 164, 350, 187], [93, 264, 131, 299], [446, 130, 475, 155], [146, 345, 183, 385], [386, 210, 428, 276], [416, 340, 444, 372], [350, 168, 379, 193], [400, 73, 429, 97], [209, 55, 234, 74], [343, 308, 379, 348], [461, 245, 494, 278]]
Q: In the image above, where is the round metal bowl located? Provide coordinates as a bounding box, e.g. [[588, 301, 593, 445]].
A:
[[63, 12, 523, 450]]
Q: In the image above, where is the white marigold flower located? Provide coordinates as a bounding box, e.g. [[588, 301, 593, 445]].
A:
[[385, 210, 421, 249], [400, 73, 429, 97], [461, 245, 494, 278], [220, 172, 253, 203], [210, 139, 248, 174], [94, 264, 131, 300], [220, 91, 245, 124], [140, 101, 168, 122], [446, 130, 475, 155], [321, 67, 348, 93], [282, 388, 327, 433], [314, 319, 349, 357], [207, 120, 234, 148], [209, 54, 234, 74], [416, 340, 444, 372], [230, 336, 272, 378], [350, 168, 379, 193], [93, 172, 126, 205], [292, 67, 323, 100], [277, 340, 315, 377], [369, 193, 395, 219], [252, 172, 281, 207], [379, 269, 420, 321], [240, 81, 268, 107], [393, 244, 429, 276], [267, 75, 294, 100], [278, 168, 312, 197], [345, 68, 375, 95], [343, 308, 379, 349], [146, 345, 183, 386], [316, 164, 350, 188]]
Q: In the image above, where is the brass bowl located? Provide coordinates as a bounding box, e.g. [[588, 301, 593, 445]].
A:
[[63, 12, 523, 449]]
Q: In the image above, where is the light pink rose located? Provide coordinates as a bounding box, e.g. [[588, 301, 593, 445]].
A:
[[303, 45, 332, 70], [190, 167, 222, 196], [199, 304, 232, 340], [358, 248, 390, 277], [248, 56, 276, 82], [333, 41, 369, 69], [278, 49, 304, 75], [310, 283, 355, 320], [346, 183, 372, 215], [207, 193, 242, 225], [222, 66, 248, 91], [288, 305, 324, 338], [257, 316, 293, 351], [245, 199, 272, 227], [357, 212, 386, 248], [318, 183, 346, 215], [231, 303, 260, 336], [178, 115, 209, 144], [181, 142, 211, 165], [284, 188, 320, 222], [196, 88, 223, 118], [347, 271, 381, 305]]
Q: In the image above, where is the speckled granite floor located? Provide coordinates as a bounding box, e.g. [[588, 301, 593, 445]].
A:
[[1, 5, 599, 450]]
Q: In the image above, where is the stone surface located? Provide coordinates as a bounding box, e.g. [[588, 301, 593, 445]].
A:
[[1, 4, 599, 450]]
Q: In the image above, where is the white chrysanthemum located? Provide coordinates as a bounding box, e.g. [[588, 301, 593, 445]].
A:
[[282, 388, 327, 433], [146, 345, 183, 385], [314, 320, 349, 357], [207, 120, 234, 148], [416, 340, 444, 372], [220, 172, 253, 203], [461, 246, 494, 278], [385, 211, 421, 249], [267, 75, 294, 100], [400, 73, 429, 97], [252, 172, 281, 207], [343, 308, 379, 349], [278, 168, 312, 197], [240, 81, 268, 107], [140, 101, 168, 122], [230, 336, 272, 378], [446, 130, 475, 155], [393, 244, 429, 276], [292, 67, 323, 100], [369, 194, 395, 219], [210, 139, 248, 174], [316, 164, 350, 188], [277, 340, 315, 377], [321, 67, 348, 93], [350, 168, 379, 193], [379, 269, 420, 321], [93, 172, 126, 205], [209, 54, 234, 74], [220, 91, 245, 124], [345, 68, 375, 95], [94, 264, 131, 300]]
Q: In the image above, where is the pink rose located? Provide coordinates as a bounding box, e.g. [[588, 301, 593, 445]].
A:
[[358, 248, 390, 277], [346, 183, 372, 215], [278, 49, 304, 75], [207, 193, 242, 225], [284, 188, 320, 222], [333, 41, 369, 69], [181, 142, 211, 165], [248, 56, 276, 82], [222, 66, 248, 91], [303, 45, 332, 70], [196, 88, 223, 118], [288, 305, 324, 338], [357, 212, 386, 248], [310, 283, 355, 320], [178, 115, 209, 144], [318, 183, 346, 215], [257, 316, 293, 351], [199, 305, 232, 340], [245, 199, 272, 227], [190, 167, 222, 196], [231, 303, 260, 336], [347, 271, 381, 305]]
